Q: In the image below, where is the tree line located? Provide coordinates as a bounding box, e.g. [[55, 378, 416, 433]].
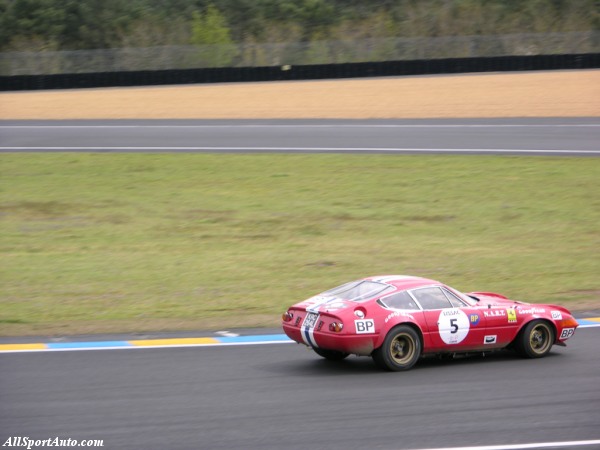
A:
[[0, 0, 597, 54]]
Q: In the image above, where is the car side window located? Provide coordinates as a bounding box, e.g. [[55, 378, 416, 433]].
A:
[[381, 291, 420, 310], [442, 288, 467, 307], [411, 287, 453, 310]]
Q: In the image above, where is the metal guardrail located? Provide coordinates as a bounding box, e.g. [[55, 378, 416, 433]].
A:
[[3, 53, 598, 91], [0, 31, 598, 76]]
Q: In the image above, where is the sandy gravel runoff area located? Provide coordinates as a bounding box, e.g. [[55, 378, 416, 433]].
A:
[[1, 69, 599, 120]]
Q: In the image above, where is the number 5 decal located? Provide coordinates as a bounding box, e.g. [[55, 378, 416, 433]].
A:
[[450, 318, 459, 334], [438, 309, 470, 344]]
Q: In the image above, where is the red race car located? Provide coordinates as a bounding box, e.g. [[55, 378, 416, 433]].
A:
[[282, 275, 578, 371]]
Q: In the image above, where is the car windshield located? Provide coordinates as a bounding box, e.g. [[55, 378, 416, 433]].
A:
[[322, 280, 393, 302]]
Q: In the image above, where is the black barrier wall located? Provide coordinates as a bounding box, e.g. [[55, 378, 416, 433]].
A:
[[1, 53, 598, 91]]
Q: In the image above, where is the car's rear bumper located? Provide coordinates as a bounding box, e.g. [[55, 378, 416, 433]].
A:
[[283, 323, 377, 356]]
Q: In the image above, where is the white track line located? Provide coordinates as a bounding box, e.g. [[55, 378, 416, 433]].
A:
[[1, 124, 599, 129], [414, 439, 600, 450], [1, 147, 598, 155]]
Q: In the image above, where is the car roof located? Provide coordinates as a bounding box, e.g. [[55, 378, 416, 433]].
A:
[[365, 275, 441, 291]]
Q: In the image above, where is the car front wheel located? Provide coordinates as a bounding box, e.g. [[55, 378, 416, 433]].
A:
[[515, 320, 554, 358], [372, 325, 421, 371]]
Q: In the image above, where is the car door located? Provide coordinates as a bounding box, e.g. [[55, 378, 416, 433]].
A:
[[411, 286, 487, 352], [478, 304, 519, 348]]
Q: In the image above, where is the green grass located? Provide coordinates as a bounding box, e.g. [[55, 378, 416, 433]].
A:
[[1, 153, 599, 335]]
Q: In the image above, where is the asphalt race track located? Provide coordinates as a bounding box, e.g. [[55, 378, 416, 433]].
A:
[[1, 327, 600, 450], [1, 118, 599, 155], [2, 118, 600, 449]]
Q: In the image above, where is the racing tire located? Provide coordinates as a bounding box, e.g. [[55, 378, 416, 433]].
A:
[[313, 347, 349, 361], [372, 325, 421, 371], [514, 320, 554, 358]]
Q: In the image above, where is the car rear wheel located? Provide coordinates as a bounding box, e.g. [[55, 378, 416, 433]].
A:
[[313, 347, 349, 360], [515, 320, 554, 358], [372, 325, 421, 371]]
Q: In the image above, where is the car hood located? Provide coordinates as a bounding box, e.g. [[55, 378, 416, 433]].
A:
[[468, 291, 522, 307], [468, 292, 573, 315]]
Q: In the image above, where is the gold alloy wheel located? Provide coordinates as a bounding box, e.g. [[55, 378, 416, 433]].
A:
[[389, 333, 416, 365], [529, 322, 552, 355]]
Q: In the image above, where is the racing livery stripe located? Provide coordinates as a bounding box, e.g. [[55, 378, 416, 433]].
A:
[[302, 327, 311, 347], [372, 275, 413, 283], [302, 295, 338, 348], [301, 320, 319, 348], [306, 296, 335, 313]]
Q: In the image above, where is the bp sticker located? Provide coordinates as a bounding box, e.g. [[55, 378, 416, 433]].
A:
[[438, 309, 470, 344]]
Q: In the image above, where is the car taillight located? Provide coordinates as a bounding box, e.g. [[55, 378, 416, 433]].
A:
[[560, 317, 578, 328], [329, 322, 343, 332], [282, 311, 294, 322]]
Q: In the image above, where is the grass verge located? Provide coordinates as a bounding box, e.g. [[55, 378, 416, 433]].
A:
[[1, 153, 599, 335]]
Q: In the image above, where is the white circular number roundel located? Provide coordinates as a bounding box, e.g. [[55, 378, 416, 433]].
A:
[[438, 309, 470, 344]]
